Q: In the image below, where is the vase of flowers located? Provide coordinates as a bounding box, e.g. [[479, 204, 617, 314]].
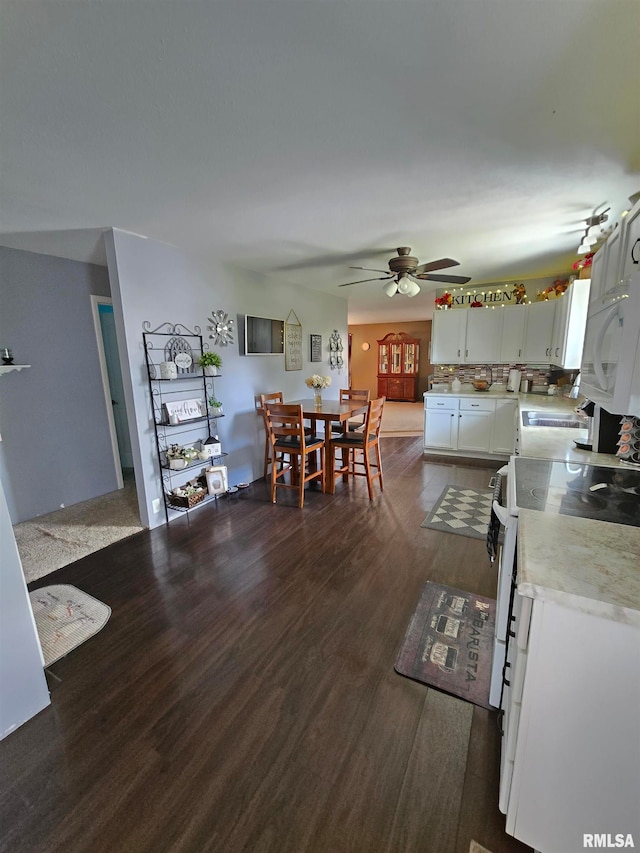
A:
[[305, 374, 331, 406]]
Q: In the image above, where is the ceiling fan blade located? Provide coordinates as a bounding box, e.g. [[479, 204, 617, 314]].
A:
[[414, 257, 460, 274], [338, 276, 393, 287], [348, 266, 391, 274], [413, 273, 471, 284]]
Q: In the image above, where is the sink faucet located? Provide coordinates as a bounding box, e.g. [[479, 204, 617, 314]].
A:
[[481, 365, 493, 385]]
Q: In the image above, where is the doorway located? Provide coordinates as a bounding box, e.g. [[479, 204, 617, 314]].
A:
[[91, 297, 133, 485]]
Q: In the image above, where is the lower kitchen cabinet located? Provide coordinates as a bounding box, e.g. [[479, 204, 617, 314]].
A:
[[424, 396, 458, 449], [502, 596, 640, 853], [457, 398, 493, 452], [424, 394, 515, 458]]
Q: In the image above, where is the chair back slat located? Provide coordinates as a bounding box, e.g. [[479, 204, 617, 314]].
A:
[[265, 403, 306, 445]]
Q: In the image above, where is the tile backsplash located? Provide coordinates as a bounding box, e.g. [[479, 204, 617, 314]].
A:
[[432, 363, 568, 391]]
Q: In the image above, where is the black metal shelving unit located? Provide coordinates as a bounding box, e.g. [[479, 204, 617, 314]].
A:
[[143, 321, 227, 523]]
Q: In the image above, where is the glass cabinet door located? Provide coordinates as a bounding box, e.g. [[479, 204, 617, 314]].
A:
[[391, 343, 402, 373], [379, 344, 389, 373], [404, 343, 415, 374]]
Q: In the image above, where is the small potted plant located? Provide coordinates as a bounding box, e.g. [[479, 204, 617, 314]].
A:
[[166, 444, 198, 469], [208, 397, 224, 416], [198, 350, 222, 376]]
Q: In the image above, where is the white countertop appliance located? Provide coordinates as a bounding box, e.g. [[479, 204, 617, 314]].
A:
[[580, 268, 640, 416]]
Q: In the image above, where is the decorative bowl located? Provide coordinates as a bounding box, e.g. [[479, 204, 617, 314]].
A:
[[472, 380, 490, 391]]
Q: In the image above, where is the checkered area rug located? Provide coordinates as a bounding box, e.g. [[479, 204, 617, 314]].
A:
[[420, 485, 496, 540]]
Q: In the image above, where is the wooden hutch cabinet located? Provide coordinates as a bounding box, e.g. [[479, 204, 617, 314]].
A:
[[377, 333, 420, 401]]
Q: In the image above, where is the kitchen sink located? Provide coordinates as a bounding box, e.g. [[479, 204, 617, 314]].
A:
[[522, 410, 585, 429]]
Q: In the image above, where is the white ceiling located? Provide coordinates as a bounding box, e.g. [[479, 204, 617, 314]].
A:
[[1, 0, 639, 323]]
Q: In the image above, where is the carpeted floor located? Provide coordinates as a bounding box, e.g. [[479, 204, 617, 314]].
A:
[[380, 401, 424, 436], [14, 475, 144, 584]]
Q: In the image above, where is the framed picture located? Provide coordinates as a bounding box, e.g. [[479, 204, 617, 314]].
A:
[[285, 309, 302, 371], [164, 398, 206, 424], [205, 465, 228, 496], [310, 334, 322, 362]]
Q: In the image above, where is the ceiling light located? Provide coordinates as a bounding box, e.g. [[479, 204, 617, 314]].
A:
[[383, 280, 398, 297], [577, 240, 591, 254], [397, 273, 421, 297]]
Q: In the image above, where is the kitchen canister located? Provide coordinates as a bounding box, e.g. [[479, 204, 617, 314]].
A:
[[159, 361, 177, 380]]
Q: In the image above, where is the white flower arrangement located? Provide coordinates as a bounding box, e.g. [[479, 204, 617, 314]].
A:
[[305, 374, 331, 390]]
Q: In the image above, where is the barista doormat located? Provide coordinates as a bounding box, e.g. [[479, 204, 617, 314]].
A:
[[394, 582, 496, 710]]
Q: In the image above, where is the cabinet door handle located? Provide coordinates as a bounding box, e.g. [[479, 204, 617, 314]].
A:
[[518, 348, 521, 358], [470, 403, 479, 407], [465, 349, 468, 358], [632, 237, 640, 265], [555, 346, 560, 357], [457, 348, 461, 357]]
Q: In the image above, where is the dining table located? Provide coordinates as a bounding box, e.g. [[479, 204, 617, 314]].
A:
[[286, 397, 368, 493]]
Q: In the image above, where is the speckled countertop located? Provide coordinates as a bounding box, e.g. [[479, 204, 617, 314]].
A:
[[517, 509, 640, 624], [425, 387, 627, 466]]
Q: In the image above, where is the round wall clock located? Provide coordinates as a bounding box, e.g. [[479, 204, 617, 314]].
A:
[[207, 310, 234, 346]]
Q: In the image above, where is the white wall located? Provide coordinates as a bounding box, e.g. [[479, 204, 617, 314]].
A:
[[104, 229, 348, 529], [0, 478, 50, 740]]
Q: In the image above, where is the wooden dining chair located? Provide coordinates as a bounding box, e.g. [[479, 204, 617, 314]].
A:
[[330, 388, 371, 435], [256, 391, 285, 480], [264, 403, 325, 508], [329, 397, 385, 500]]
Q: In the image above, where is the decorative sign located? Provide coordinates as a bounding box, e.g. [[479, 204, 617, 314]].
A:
[[310, 334, 322, 362], [164, 398, 206, 424], [285, 309, 302, 371]]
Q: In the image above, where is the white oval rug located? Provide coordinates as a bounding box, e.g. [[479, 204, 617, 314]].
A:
[[29, 585, 111, 667]]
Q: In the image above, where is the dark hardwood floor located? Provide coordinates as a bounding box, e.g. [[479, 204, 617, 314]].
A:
[[1, 437, 531, 853]]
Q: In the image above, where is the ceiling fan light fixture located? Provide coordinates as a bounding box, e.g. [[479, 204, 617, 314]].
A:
[[406, 280, 421, 297], [383, 280, 398, 297], [397, 273, 413, 295]]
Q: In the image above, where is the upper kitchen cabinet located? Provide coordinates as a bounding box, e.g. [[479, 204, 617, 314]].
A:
[[522, 300, 556, 364], [430, 310, 467, 363], [499, 305, 527, 363], [550, 279, 591, 369], [590, 225, 623, 303], [464, 309, 502, 363], [431, 308, 502, 364], [619, 195, 640, 286]]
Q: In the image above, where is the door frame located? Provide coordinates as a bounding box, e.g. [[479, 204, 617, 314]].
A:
[[90, 295, 124, 490]]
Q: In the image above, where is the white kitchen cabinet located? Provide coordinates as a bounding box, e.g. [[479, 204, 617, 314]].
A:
[[430, 310, 467, 363], [424, 396, 459, 449], [491, 398, 518, 454], [464, 309, 502, 363], [457, 397, 494, 452], [590, 225, 623, 304], [499, 305, 527, 363], [619, 195, 640, 286], [424, 394, 514, 458], [503, 597, 640, 853], [522, 300, 556, 364], [550, 279, 591, 369]]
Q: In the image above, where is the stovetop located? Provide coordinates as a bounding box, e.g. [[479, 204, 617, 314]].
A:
[[513, 457, 640, 527]]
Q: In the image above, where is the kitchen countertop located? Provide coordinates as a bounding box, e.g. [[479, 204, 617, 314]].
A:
[[425, 387, 628, 466], [517, 509, 640, 624]]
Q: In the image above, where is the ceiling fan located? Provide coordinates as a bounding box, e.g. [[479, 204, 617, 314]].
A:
[[339, 247, 471, 298]]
